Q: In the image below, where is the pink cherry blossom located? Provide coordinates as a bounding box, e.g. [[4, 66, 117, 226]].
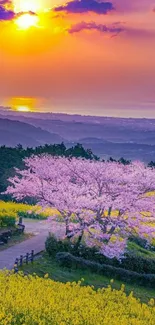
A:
[[5, 156, 155, 259]]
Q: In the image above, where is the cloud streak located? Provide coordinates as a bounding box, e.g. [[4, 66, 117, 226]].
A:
[[68, 20, 155, 40], [68, 21, 123, 36], [54, 0, 114, 14]]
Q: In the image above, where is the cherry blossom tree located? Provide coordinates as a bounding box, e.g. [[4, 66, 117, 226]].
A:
[[5, 155, 155, 259]]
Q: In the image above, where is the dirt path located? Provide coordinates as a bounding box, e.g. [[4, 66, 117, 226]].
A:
[[0, 219, 65, 270]]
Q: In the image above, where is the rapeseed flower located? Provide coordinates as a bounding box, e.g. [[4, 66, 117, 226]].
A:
[[0, 270, 154, 324]]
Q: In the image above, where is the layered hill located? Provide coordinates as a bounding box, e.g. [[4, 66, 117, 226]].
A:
[[1, 112, 155, 161], [0, 118, 64, 147]]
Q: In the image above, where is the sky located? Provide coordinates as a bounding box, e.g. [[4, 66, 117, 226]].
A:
[[0, 0, 155, 117]]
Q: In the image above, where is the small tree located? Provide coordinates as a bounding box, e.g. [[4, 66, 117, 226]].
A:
[[6, 156, 155, 259]]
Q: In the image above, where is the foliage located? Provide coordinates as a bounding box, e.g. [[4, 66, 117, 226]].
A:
[[108, 157, 131, 165], [17, 208, 49, 220], [148, 161, 155, 168], [45, 234, 155, 274], [56, 252, 155, 288], [1, 142, 153, 201], [45, 234, 71, 257], [0, 211, 17, 228], [6, 156, 155, 259], [0, 271, 155, 325], [0, 143, 98, 200]]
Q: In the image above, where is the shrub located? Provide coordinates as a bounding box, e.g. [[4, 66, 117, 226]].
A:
[[45, 234, 71, 257], [56, 252, 155, 288], [119, 254, 155, 274], [0, 211, 17, 228], [18, 210, 48, 220], [0, 270, 155, 325], [45, 235, 155, 274]]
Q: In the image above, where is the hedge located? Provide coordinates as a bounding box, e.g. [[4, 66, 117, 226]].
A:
[[56, 252, 155, 288], [45, 234, 155, 274]]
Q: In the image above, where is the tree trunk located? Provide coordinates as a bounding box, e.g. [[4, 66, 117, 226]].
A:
[[108, 206, 112, 216], [74, 229, 84, 250], [65, 217, 74, 240]]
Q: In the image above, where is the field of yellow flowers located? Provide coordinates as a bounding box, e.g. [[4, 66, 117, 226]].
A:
[[0, 271, 155, 325], [0, 201, 60, 223]]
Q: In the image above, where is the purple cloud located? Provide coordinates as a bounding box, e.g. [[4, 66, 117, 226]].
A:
[[16, 10, 37, 18], [0, 6, 14, 20], [0, 0, 11, 3], [68, 20, 155, 39], [54, 0, 114, 14], [113, 0, 155, 13], [68, 21, 124, 36], [0, 0, 14, 21]]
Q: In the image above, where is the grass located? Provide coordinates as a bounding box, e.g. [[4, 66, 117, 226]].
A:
[[20, 253, 155, 303], [128, 241, 155, 258], [0, 232, 33, 251]]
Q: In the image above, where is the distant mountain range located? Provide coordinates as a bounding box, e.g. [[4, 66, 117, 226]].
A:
[[0, 118, 63, 147], [1, 110, 155, 162]]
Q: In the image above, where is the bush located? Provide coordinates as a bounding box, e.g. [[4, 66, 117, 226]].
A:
[[56, 252, 155, 288], [45, 235, 155, 274], [0, 211, 17, 228], [0, 270, 155, 325], [45, 234, 71, 257], [18, 210, 47, 220], [119, 254, 155, 274]]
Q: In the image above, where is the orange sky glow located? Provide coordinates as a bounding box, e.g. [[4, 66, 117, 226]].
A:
[[0, 0, 155, 117]]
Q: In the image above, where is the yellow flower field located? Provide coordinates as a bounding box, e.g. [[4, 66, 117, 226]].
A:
[[0, 271, 155, 325], [0, 201, 60, 221]]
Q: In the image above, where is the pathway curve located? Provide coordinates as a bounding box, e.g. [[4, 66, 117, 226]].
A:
[[0, 219, 65, 270]]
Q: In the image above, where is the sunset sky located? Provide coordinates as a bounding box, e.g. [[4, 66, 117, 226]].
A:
[[0, 0, 155, 117]]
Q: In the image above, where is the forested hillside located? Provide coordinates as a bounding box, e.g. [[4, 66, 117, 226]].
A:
[[0, 143, 97, 199], [1, 143, 155, 201]]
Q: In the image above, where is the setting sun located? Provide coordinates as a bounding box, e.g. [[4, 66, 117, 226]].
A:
[[15, 13, 39, 30], [6, 97, 38, 112], [16, 106, 30, 112]]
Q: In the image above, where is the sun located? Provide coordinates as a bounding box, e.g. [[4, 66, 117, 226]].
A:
[[16, 106, 30, 112], [15, 13, 39, 30], [5, 97, 38, 112]]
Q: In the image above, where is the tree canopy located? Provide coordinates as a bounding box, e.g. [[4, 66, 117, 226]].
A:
[[6, 156, 155, 260]]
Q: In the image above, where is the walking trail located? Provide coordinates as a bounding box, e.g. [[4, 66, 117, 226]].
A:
[[0, 219, 65, 270]]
